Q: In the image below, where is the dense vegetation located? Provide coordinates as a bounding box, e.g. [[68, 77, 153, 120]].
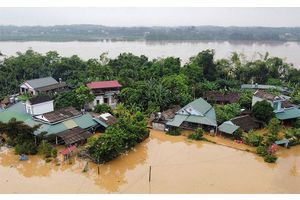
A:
[[2, 25, 300, 41], [1, 49, 300, 115], [88, 105, 149, 163]]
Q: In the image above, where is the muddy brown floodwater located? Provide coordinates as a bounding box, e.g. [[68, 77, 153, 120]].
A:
[[0, 129, 300, 194]]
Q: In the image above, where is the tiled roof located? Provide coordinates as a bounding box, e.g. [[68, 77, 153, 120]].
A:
[[35, 82, 68, 92], [25, 77, 58, 89], [203, 91, 240, 104], [40, 107, 81, 124], [57, 126, 93, 145], [86, 80, 122, 89], [253, 90, 284, 101]]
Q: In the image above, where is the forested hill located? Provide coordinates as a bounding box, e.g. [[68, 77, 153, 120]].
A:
[[1, 25, 300, 41]]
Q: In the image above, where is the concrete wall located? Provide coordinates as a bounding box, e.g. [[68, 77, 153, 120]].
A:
[[25, 100, 54, 115]]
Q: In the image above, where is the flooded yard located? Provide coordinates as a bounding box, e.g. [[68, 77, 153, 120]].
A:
[[0, 129, 299, 194]]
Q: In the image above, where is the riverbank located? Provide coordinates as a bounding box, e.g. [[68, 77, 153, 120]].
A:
[[0, 129, 299, 193]]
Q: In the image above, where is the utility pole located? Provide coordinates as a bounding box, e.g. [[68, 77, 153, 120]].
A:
[[148, 165, 152, 194], [148, 165, 152, 182]]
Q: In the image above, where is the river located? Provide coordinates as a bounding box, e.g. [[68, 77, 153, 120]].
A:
[[0, 130, 299, 194], [0, 41, 300, 68]]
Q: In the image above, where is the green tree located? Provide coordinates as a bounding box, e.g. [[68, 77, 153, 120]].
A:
[[75, 85, 95, 109], [93, 104, 112, 114], [238, 91, 253, 110], [252, 100, 274, 123], [215, 103, 241, 124]]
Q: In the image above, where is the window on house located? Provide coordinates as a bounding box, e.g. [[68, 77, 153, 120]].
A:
[[104, 97, 109, 104]]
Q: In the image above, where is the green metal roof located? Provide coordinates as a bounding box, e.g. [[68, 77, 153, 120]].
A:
[[167, 98, 217, 127], [276, 108, 300, 120], [218, 121, 239, 134], [93, 117, 108, 128], [180, 98, 212, 115], [0, 102, 105, 136], [0, 102, 31, 123], [166, 114, 188, 127]]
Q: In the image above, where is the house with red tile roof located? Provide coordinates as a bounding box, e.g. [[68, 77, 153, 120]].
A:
[[86, 80, 122, 109]]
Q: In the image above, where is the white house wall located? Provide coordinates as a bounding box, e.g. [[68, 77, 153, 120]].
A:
[[26, 100, 54, 115]]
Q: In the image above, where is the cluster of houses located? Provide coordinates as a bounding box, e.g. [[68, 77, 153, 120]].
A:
[[0, 76, 121, 146], [1, 76, 300, 147], [153, 84, 300, 137]]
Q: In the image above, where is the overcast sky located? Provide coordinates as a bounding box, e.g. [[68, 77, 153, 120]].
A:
[[1, 7, 300, 27]]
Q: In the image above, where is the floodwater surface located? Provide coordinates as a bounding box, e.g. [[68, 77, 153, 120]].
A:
[[0, 130, 299, 194], [0, 41, 300, 67]]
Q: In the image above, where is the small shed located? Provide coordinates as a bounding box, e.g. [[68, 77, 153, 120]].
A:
[[218, 121, 240, 135], [230, 115, 262, 132], [60, 145, 77, 161]]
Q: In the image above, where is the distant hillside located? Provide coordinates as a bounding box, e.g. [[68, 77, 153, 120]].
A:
[[1, 25, 300, 41]]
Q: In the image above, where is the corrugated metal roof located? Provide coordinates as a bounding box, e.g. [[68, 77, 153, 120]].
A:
[[0, 103, 31, 123], [180, 98, 212, 115], [276, 108, 300, 120], [93, 117, 108, 128], [26, 77, 58, 89], [72, 113, 98, 129], [1, 101, 107, 136], [167, 98, 217, 128], [63, 119, 78, 129], [166, 115, 187, 127], [218, 121, 239, 134]]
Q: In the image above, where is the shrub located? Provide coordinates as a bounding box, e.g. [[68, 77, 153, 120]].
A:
[[51, 148, 58, 158], [39, 140, 53, 158], [188, 133, 202, 140], [233, 128, 243, 139], [242, 131, 263, 147], [263, 154, 278, 163], [15, 141, 38, 155], [93, 104, 112, 114], [188, 128, 204, 140], [256, 146, 268, 156], [166, 128, 181, 136], [293, 118, 300, 128]]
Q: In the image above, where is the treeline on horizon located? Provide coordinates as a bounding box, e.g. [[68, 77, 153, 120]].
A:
[[1, 25, 300, 41], [1, 49, 300, 114]]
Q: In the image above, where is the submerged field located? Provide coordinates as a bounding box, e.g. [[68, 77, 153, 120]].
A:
[[0, 129, 299, 194]]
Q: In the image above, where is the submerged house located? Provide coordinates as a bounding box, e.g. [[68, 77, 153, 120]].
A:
[[87, 80, 122, 109], [203, 91, 240, 104], [166, 98, 217, 131], [218, 115, 262, 135], [252, 90, 300, 121], [20, 76, 68, 96], [0, 97, 106, 146]]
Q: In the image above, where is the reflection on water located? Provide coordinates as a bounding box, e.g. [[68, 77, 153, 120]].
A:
[[0, 41, 300, 67], [0, 129, 300, 193]]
